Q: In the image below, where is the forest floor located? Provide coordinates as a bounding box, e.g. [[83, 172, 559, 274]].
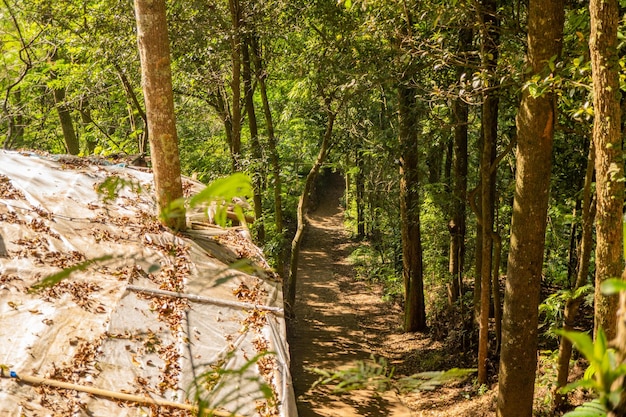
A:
[[286, 174, 499, 417]]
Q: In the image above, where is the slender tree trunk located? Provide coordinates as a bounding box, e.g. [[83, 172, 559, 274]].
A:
[[242, 37, 265, 243], [356, 144, 365, 239], [554, 140, 596, 410], [286, 111, 335, 316], [250, 35, 283, 270], [78, 97, 96, 154], [114, 63, 148, 154], [50, 62, 80, 155], [477, 0, 499, 384], [2, 1, 31, 150], [444, 136, 453, 188], [228, 0, 242, 172], [134, 0, 185, 230], [4, 88, 24, 150], [398, 83, 426, 332], [496, 1, 564, 415], [590, 0, 623, 340], [213, 85, 234, 159], [448, 88, 468, 302]]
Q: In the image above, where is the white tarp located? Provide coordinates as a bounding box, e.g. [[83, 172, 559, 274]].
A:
[[0, 150, 296, 417]]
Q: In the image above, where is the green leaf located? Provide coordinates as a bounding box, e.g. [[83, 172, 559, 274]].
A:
[[29, 255, 116, 292], [562, 399, 607, 417], [189, 173, 252, 208], [601, 278, 626, 295], [189, 173, 253, 227], [594, 328, 608, 361], [557, 329, 595, 362]]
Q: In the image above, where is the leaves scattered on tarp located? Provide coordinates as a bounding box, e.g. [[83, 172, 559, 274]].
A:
[[0, 174, 25, 200], [39, 280, 106, 313]]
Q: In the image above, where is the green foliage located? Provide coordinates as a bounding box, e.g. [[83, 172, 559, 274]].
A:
[[539, 285, 593, 337], [189, 351, 277, 417], [309, 355, 475, 395], [563, 399, 607, 417], [348, 245, 403, 301], [28, 254, 117, 292], [601, 278, 626, 295], [558, 328, 626, 415], [95, 175, 144, 202], [189, 173, 253, 227]]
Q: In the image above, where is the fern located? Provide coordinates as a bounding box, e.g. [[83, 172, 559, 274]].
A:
[[308, 355, 475, 395], [562, 399, 607, 417]]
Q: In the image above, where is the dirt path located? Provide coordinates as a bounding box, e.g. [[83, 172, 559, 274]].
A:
[[285, 175, 499, 417], [287, 175, 414, 416]]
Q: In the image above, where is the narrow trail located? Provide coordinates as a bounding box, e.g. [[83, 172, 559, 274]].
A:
[[287, 174, 413, 417]]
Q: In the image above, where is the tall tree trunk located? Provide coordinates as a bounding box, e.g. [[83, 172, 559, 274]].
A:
[[134, 0, 185, 231], [2, 1, 31, 150], [228, 0, 242, 172], [114, 63, 148, 154], [477, 0, 499, 384], [4, 88, 24, 150], [356, 144, 366, 239], [590, 0, 623, 340], [242, 37, 265, 243], [78, 97, 96, 154], [398, 83, 426, 332], [213, 85, 234, 159], [250, 35, 283, 270], [286, 111, 335, 316], [449, 27, 472, 305], [496, 1, 564, 415], [50, 66, 80, 155], [554, 140, 596, 410]]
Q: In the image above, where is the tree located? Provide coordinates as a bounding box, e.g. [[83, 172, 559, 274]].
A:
[[448, 26, 472, 305], [50, 53, 79, 155], [394, 2, 427, 333], [476, 0, 500, 384], [398, 81, 427, 332], [133, 0, 185, 230], [589, 0, 623, 340], [497, 0, 565, 415], [227, 0, 242, 171]]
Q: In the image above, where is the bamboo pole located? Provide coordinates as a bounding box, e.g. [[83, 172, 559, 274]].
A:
[[4, 371, 239, 417], [127, 285, 284, 316]]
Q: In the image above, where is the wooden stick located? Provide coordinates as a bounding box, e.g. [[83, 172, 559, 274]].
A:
[[127, 285, 284, 316], [5, 371, 237, 417]]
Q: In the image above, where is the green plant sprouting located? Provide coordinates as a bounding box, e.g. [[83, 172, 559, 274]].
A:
[[188, 351, 277, 417], [308, 354, 475, 395]]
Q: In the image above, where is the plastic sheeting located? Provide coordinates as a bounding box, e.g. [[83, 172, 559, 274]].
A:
[[0, 150, 296, 417]]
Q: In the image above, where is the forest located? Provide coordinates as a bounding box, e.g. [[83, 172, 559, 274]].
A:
[[1, 0, 626, 415]]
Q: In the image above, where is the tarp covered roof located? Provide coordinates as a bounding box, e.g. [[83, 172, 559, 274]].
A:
[[0, 150, 296, 416]]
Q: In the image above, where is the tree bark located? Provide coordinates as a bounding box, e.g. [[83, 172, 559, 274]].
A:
[[356, 144, 366, 239], [448, 66, 468, 300], [476, 0, 500, 383], [590, 0, 623, 340], [250, 35, 283, 241], [228, 0, 242, 172], [398, 83, 426, 332], [114, 63, 148, 154], [50, 62, 80, 155], [242, 37, 265, 243], [134, 0, 185, 231], [496, 0, 564, 415]]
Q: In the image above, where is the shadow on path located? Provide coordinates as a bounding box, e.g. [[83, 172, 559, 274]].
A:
[[287, 173, 412, 417]]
